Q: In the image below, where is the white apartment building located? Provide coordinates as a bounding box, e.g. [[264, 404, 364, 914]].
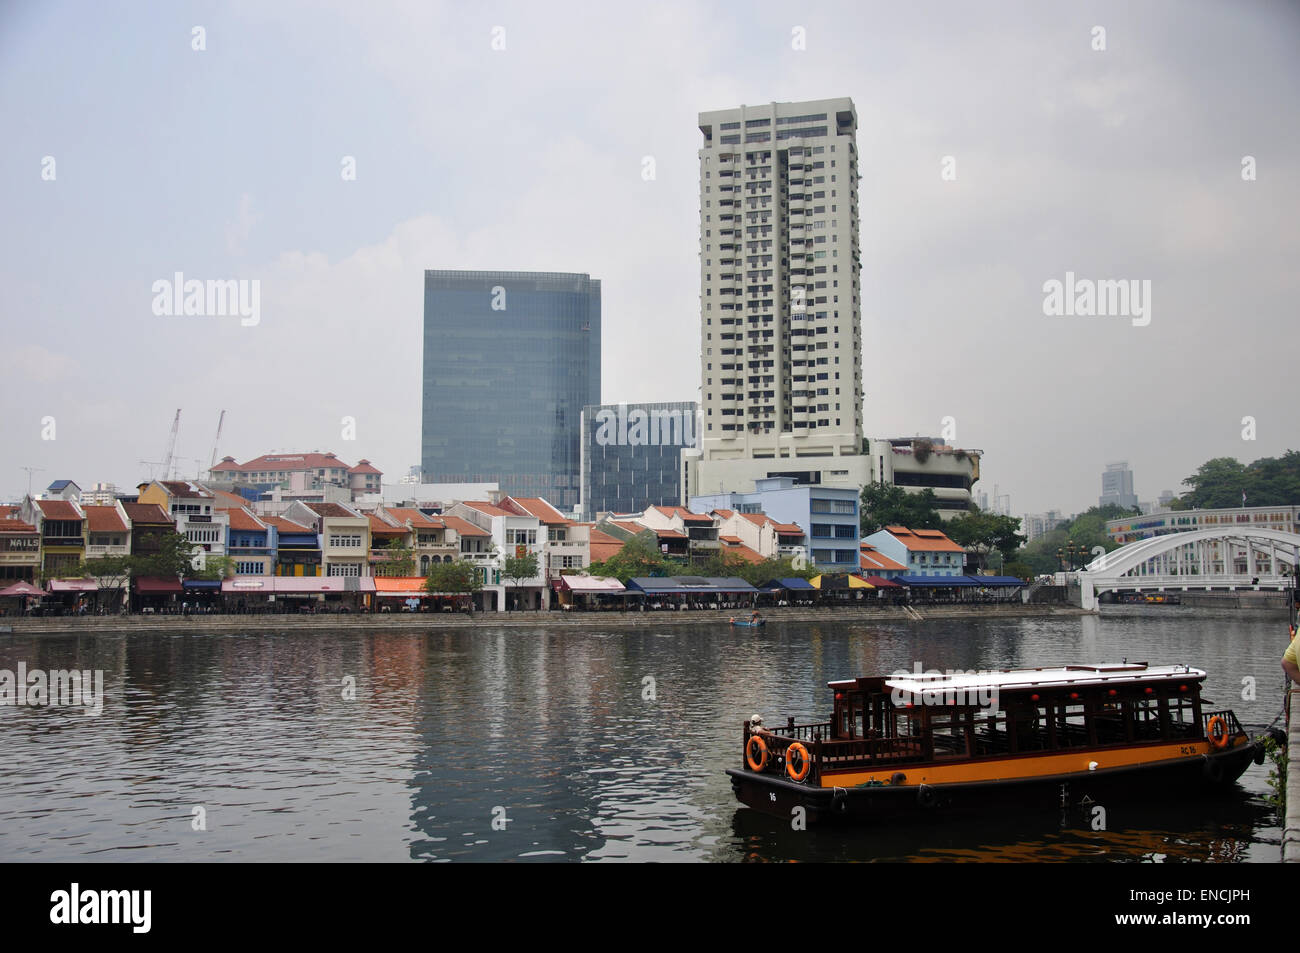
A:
[[444, 501, 548, 611], [687, 98, 869, 499]]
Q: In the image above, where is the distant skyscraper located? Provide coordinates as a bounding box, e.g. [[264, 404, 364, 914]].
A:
[[580, 401, 698, 520], [686, 97, 869, 498], [421, 271, 601, 508], [1099, 461, 1138, 511]]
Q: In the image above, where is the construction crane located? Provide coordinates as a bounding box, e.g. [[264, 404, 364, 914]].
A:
[[208, 409, 226, 477], [161, 409, 181, 481]]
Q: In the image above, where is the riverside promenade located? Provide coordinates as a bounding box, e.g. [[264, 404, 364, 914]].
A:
[[1, 602, 1092, 636]]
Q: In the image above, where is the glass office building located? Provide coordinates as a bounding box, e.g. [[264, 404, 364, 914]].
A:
[[580, 401, 698, 520], [422, 271, 601, 509]]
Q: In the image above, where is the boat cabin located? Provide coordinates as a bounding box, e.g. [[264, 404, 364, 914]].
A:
[[748, 663, 1244, 781]]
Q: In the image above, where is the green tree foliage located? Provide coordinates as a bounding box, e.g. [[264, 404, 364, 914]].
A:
[[501, 552, 540, 609], [586, 534, 687, 583], [859, 484, 944, 536], [424, 560, 483, 594], [130, 530, 197, 579], [1176, 451, 1300, 509], [375, 538, 415, 577], [1014, 505, 1128, 575], [79, 554, 133, 598], [945, 511, 1026, 571], [192, 555, 235, 581]]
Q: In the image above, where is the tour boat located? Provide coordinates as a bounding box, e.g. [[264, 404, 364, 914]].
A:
[[727, 662, 1270, 824], [730, 617, 766, 627]]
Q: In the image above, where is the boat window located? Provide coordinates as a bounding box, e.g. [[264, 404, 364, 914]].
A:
[[928, 709, 972, 759], [1054, 703, 1089, 747]]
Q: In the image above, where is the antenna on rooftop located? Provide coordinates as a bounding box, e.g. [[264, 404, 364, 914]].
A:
[[19, 466, 45, 497]]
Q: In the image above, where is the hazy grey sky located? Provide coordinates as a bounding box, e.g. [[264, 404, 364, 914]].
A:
[[2, 0, 1297, 515]]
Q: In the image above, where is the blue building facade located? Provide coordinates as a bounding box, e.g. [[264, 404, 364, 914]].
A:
[[689, 477, 859, 571], [422, 271, 601, 509], [580, 401, 698, 520]]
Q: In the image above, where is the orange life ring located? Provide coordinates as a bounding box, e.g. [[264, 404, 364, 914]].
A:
[[1207, 715, 1230, 749], [786, 742, 812, 782], [746, 734, 768, 771]]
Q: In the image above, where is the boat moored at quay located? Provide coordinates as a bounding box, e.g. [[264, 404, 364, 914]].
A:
[[728, 662, 1273, 825]]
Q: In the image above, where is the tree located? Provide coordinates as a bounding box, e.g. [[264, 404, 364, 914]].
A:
[[1174, 450, 1300, 509], [501, 552, 540, 610], [586, 534, 685, 583], [375, 538, 415, 577], [860, 484, 944, 536], [193, 555, 235, 581], [946, 511, 1026, 572], [424, 560, 483, 596], [79, 554, 133, 609], [130, 530, 197, 580]]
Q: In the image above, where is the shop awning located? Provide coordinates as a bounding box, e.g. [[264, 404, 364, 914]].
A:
[[559, 575, 626, 593], [48, 579, 99, 593], [182, 580, 222, 590], [859, 575, 903, 588], [809, 574, 872, 589], [759, 577, 816, 591], [135, 577, 183, 594], [896, 575, 981, 587], [219, 577, 377, 594], [969, 576, 1028, 586], [374, 577, 434, 598]]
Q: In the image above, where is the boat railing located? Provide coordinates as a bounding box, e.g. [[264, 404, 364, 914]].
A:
[[1201, 708, 1244, 739], [764, 721, 830, 744]]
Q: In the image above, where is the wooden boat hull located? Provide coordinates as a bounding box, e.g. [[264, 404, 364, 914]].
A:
[[726, 739, 1261, 825]]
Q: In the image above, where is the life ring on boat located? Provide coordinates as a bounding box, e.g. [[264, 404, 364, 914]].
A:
[[1206, 715, 1230, 749], [746, 735, 769, 772], [785, 742, 812, 782]]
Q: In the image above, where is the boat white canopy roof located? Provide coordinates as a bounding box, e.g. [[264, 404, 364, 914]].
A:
[[831, 663, 1206, 696]]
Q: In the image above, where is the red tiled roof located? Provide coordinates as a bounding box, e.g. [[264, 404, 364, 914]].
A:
[[655, 529, 687, 539], [859, 546, 907, 572], [368, 513, 406, 536], [588, 528, 625, 563], [36, 500, 80, 520], [300, 502, 358, 519], [0, 506, 17, 519], [263, 516, 314, 534], [505, 497, 571, 525], [0, 516, 36, 533], [462, 501, 514, 518], [384, 507, 443, 529], [608, 520, 647, 537], [719, 534, 743, 543], [440, 515, 490, 538], [348, 459, 382, 474], [880, 527, 963, 553], [159, 480, 212, 499], [83, 505, 128, 533], [711, 508, 735, 519], [211, 489, 253, 509], [654, 505, 711, 522], [122, 502, 173, 524], [214, 452, 353, 473], [220, 507, 267, 532], [719, 538, 765, 563]]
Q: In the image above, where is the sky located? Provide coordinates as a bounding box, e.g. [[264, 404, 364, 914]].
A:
[[1, 0, 1297, 516]]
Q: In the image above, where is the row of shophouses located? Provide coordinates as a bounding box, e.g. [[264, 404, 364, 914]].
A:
[[0, 479, 894, 612]]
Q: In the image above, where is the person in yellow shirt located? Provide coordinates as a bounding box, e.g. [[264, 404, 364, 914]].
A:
[[1283, 625, 1300, 685]]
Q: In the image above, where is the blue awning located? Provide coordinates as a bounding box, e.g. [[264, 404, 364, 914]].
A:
[[969, 576, 1027, 586], [182, 579, 222, 590], [760, 578, 816, 591], [896, 574, 981, 587]]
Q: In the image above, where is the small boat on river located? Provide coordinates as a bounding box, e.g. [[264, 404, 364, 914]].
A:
[[730, 617, 766, 627], [728, 662, 1270, 824]]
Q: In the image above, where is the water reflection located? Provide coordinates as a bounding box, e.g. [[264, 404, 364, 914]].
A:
[[0, 613, 1286, 861]]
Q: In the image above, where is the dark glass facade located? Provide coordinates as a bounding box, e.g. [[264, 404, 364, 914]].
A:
[[580, 401, 698, 520], [422, 271, 600, 509]]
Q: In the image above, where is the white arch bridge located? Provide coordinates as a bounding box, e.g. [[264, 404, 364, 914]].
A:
[[1075, 527, 1300, 611]]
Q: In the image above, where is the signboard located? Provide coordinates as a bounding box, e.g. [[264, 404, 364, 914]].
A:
[[515, 544, 527, 559]]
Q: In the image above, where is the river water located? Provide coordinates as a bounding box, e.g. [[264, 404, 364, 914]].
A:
[[0, 613, 1288, 862]]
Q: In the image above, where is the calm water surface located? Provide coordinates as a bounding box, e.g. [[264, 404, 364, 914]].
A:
[[0, 614, 1288, 862]]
